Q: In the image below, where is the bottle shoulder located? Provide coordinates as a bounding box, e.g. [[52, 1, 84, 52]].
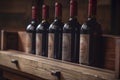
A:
[[81, 18, 102, 34], [26, 23, 36, 32], [81, 23, 89, 30], [63, 18, 81, 30], [36, 21, 49, 31], [49, 19, 63, 30]]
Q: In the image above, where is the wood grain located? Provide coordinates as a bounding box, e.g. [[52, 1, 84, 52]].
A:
[[3, 71, 30, 80], [101, 35, 120, 70], [18, 31, 27, 52], [1, 31, 119, 71], [1, 30, 18, 50], [0, 50, 116, 80], [115, 39, 120, 78]]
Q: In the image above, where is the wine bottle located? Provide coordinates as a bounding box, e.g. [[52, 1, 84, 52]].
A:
[[48, 2, 63, 60], [79, 0, 102, 67], [26, 6, 37, 54], [62, 0, 81, 63], [36, 4, 49, 56]]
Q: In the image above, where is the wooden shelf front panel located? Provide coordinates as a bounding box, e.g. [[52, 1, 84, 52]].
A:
[[1, 31, 120, 70], [0, 50, 115, 80]]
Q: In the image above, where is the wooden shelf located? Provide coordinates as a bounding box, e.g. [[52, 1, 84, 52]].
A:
[[0, 50, 116, 80], [0, 0, 119, 79], [0, 30, 120, 80]]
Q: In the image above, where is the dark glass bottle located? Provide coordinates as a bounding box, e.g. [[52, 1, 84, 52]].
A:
[[26, 6, 37, 54], [48, 2, 63, 60], [79, 0, 102, 67], [62, 0, 81, 63], [36, 4, 49, 56]]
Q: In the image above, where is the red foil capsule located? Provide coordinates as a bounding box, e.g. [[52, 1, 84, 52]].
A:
[[88, 0, 97, 17], [32, 6, 37, 19], [70, 0, 78, 17], [42, 4, 49, 19], [55, 2, 62, 18]]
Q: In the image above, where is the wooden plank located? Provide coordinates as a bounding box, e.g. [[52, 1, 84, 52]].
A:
[[1, 30, 7, 50], [0, 30, 18, 50], [0, 0, 29, 13], [0, 0, 33, 31], [0, 68, 3, 77], [0, 65, 45, 80], [0, 50, 53, 79], [0, 50, 115, 80], [18, 31, 27, 52], [1, 31, 27, 52], [3, 71, 30, 80], [115, 39, 120, 78], [101, 36, 118, 70]]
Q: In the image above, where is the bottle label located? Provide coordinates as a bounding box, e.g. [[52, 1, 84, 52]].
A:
[[79, 34, 90, 65], [48, 33, 54, 58], [62, 33, 71, 61], [26, 33, 32, 53], [36, 33, 42, 55]]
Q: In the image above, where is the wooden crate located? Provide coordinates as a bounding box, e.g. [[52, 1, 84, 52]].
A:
[[0, 30, 120, 79], [0, 50, 116, 80]]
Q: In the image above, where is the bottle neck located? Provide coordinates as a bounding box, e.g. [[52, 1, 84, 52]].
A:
[[32, 6, 37, 20], [88, 0, 97, 18], [42, 4, 49, 20], [41, 19, 47, 23], [69, 16, 77, 21], [55, 16, 62, 21], [70, 0, 78, 17], [55, 2, 62, 20], [88, 15, 96, 20]]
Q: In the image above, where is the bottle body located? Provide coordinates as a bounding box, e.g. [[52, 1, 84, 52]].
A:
[[62, 18, 80, 63], [26, 20, 37, 54], [48, 19, 63, 59], [80, 18, 102, 66], [36, 20, 49, 56]]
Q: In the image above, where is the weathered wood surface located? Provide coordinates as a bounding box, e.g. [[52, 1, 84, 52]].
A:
[[0, 65, 46, 80], [3, 71, 30, 80], [1, 30, 26, 52], [1, 30, 120, 71], [102, 35, 120, 71], [0, 50, 116, 80], [1, 30, 18, 50], [115, 39, 120, 79]]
